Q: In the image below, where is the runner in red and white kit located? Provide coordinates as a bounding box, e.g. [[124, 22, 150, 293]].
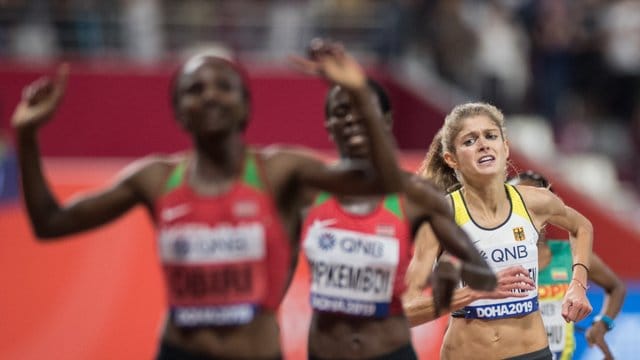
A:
[[11, 45, 403, 359], [295, 43, 497, 359]]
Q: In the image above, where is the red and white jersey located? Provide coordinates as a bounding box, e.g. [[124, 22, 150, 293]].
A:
[[301, 193, 412, 317], [154, 151, 290, 327]]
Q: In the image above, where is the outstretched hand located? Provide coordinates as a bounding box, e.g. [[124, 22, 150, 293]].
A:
[[429, 254, 461, 315], [289, 38, 366, 91], [12, 63, 69, 132], [586, 322, 614, 360]]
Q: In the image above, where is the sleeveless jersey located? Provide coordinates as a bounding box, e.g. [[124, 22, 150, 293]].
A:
[[538, 240, 574, 360], [301, 193, 412, 317], [154, 151, 291, 327], [450, 184, 540, 319]]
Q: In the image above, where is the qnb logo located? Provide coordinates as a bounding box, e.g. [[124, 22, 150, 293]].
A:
[[318, 233, 336, 251], [480, 250, 487, 259], [173, 237, 191, 258], [491, 245, 528, 263], [340, 237, 384, 258]]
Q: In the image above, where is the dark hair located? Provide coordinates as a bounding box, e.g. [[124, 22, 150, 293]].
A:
[[324, 78, 392, 118], [507, 170, 553, 192], [169, 54, 251, 127]]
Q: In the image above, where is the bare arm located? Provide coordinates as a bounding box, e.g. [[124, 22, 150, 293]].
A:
[[403, 223, 441, 301], [12, 65, 155, 239], [549, 205, 593, 323], [404, 262, 534, 327], [290, 39, 403, 193], [405, 266, 535, 328], [589, 254, 626, 320], [523, 186, 593, 322], [402, 222, 449, 326], [585, 253, 626, 357], [405, 177, 496, 291], [263, 147, 389, 197], [404, 286, 477, 327]]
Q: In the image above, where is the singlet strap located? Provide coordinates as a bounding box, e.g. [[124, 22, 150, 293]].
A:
[[383, 193, 405, 220], [312, 191, 332, 206], [242, 151, 265, 191], [164, 161, 186, 193], [449, 190, 470, 225], [505, 184, 533, 223]]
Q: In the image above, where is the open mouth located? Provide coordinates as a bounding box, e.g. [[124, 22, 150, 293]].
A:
[[477, 155, 495, 165], [205, 105, 224, 118], [347, 134, 367, 147]]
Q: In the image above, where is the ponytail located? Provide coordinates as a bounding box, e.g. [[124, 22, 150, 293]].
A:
[[417, 130, 460, 192]]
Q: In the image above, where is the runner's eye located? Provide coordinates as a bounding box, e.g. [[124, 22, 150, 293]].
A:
[[463, 137, 476, 146]]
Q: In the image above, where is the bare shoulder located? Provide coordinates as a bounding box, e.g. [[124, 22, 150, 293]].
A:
[[119, 153, 181, 178], [117, 153, 186, 199], [257, 144, 330, 179], [515, 184, 563, 217], [259, 144, 327, 164]]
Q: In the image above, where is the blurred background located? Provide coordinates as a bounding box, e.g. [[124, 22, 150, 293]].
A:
[[0, 0, 638, 359]]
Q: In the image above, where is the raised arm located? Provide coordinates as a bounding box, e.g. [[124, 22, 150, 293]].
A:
[[585, 253, 626, 359], [11, 65, 154, 239], [290, 39, 403, 193]]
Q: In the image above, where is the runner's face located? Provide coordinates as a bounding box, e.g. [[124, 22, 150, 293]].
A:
[[175, 57, 248, 134], [325, 87, 382, 159], [445, 115, 509, 182]]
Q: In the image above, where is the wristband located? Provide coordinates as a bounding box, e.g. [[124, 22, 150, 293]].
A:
[[593, 314, 615, 331], [572, 262, 590, 273]]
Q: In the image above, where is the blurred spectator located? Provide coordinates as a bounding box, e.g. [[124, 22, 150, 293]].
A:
[[629, 104, 640, 190], [52, 0, 114, 57], [469, 0, 530, 113], [121, 0, 163, 62], [599, 0, 640, 121], [424, 0, 478, 92], [567, 0, 608, 121], [9, 0, 58, 59], [370, 0, 411, 64], [0, 0, 638, 195], [528, 0, 576, 130]]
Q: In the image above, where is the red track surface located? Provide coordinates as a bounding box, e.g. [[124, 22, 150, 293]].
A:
[[0, 156, 446, 360]]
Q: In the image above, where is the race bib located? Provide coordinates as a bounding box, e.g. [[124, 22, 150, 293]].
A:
[[159, 222, 267, 326], [539, 283, 570, 353], [171, 304, 257, 327], [464, 241, 539, 319], [304, 221, 399, 317]]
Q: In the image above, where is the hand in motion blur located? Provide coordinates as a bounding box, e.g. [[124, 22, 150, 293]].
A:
[[586, 322, 614, 360], [12, 64, 69, 132], [470, 265, 535, 299], [429, 254, 462, 315], [289, 38, 366, 91]]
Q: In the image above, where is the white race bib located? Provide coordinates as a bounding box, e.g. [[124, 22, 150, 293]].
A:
[[304, 220, 399, 317]]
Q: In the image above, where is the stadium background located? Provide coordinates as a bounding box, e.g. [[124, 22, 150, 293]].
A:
[[0, 1, 639, 359]]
